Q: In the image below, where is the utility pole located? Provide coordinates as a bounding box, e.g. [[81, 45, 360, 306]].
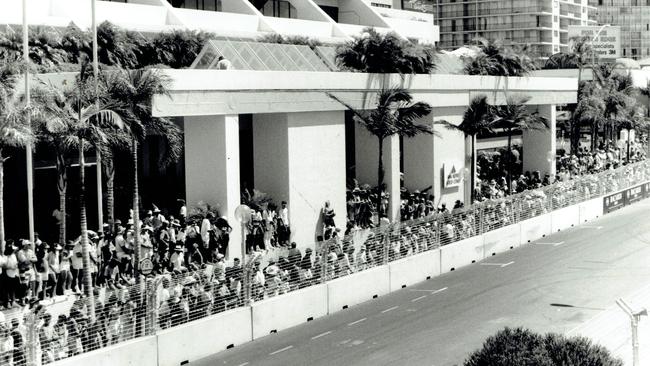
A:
[[23, 0, 35, 248], [92, 0, 104, 231]]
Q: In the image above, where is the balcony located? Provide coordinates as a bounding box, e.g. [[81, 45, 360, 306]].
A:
[[438, 6, 552, 19], [373, 7, 437, 43]]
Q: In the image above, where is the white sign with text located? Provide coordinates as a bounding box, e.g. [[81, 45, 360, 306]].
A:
[[568, 26, 621, 59]]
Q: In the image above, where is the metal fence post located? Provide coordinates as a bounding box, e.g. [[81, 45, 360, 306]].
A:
[[382, 224, 391, 265], [25, 304, 44, 366]]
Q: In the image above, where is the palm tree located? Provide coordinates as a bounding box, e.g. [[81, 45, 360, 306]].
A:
[[572, 94, 605, 151], [543, 36, 591, 83], [464, 38, 536, 77], [37, 67, 126, 321], [104, 68, 182, 282], [33, 86, 74, 246], [101, 130, 131, 230], [0, 61, 34, 254], [335, 27, 436, 74], [329, 87, 433, 217], [439, 95, 497, 202], [492, 95, 549, 193]]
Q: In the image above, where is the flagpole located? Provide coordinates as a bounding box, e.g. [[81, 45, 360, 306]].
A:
[[92, 0, 104, 231], [23, 0, 35, 248]]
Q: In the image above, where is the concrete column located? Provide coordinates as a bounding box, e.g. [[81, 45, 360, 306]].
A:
[[523, 104, 557, 179], [402, 107, 466, 208], [254, 111, 346, 248], [354, 124, 401, 223], [184, 115, 242, 260]]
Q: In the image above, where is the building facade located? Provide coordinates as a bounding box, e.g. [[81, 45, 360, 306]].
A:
[[434, 0, 597, 57], [596, 0, 650, 59], [0, 0, 438, 44]]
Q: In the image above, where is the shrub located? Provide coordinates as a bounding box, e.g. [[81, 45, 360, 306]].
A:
[[464, 327, 623, 366], [544, 334, 623, 366], [464, 327, 553, 366]]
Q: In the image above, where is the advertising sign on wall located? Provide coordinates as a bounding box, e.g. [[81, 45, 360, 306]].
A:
[[567, 26, 621, 59], [625, 185, 644, 205], [603, 191, 625, 213], [444, 163, 462, 188]]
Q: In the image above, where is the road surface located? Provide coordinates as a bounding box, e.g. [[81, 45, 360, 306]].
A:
[[195, 201, 650, 366]]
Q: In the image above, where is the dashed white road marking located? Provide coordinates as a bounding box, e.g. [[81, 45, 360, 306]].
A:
[[578, 225, 603, 229], [481, 261, 515, 268], [237, 363, 249, 366], [411, 295, 427, 302], [381, 306, 399, 313], [431, 287, 448, 294], [311, 331, 332, 340], [269, 345, 293, 355], [347, 318, 367, 326], [535, 241, 565, 246]]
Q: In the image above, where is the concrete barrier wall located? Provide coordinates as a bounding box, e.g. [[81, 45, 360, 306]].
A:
[[483, 225, 521, 256], [520, 213, 552, 244], [440, 236, 484, 273], [156, 307, 253, 366], [388, 249, 441, 292], [52, 336, 158, 366], [579, 197, 603, 223], [251, 284, 328, 339], [551, 205, 580, 232], [327, 265, 390, 313]]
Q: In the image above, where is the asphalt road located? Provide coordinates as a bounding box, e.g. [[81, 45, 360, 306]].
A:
[[195, 201, 650, 366]]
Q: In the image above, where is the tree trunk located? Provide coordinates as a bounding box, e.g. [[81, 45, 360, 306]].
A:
[[470, 134, 476, 203], [0, 154, 5, 255], [506, 130, 512, 196], [79, 139, 96, 322], [591, 123, 598, 151], [104, 156, 115, 229], [56, 151, 67, 245], [377, 137, 385, 220], [132, 137, 141, 283]]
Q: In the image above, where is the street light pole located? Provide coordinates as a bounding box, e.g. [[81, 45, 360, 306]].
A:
[[616, 298, 648, 366]]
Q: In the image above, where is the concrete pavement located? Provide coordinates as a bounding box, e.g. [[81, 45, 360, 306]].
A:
[[194, 201, 650, 366]]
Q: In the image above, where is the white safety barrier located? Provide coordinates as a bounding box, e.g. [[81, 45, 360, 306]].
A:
[[439, 236, 484, 273], [483, 224, 521, 256], [551, 205, 580, 232], [519, 213, 552, 244], [388, 249, 441, 292], [327, 265, 390, 313], [156, 307, 253, 366], [251, 284, 328, 339], [579, 197, 603, 223], [51, 336, 158, 366]]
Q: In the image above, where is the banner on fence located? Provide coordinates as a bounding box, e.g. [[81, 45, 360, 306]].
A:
[[603, 191, 625, 213], [644, 182, 650, 198], [625, 184, 645, 205]]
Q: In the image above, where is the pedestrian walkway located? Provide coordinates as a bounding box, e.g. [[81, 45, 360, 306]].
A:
[[568, 283, 650, 365]]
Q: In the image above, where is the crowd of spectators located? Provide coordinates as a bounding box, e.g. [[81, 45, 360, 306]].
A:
[[474, 142, 647, 200], [1, 148, 648, 366]]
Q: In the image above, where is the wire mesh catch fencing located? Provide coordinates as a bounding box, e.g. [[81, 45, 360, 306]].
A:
[[14, 160, 650, 366]]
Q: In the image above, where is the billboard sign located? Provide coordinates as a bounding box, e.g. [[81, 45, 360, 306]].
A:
[[603, 191, 625, 214], [624, 184, 644, 205], [567, 26, 621, 59], [444, 163, 462, 188]]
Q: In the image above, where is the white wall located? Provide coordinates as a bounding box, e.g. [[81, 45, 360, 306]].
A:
[[52, 336, 158, 366], [523, 105, 557, 179], [253, 113, 291, 206], [404, 108, 465, 207], [253, 111, 346, 246], [263, 17, 335, 38], [184, 115, 243, 259], [287, 111, 347, 243], [173, 8, 262, 33]]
